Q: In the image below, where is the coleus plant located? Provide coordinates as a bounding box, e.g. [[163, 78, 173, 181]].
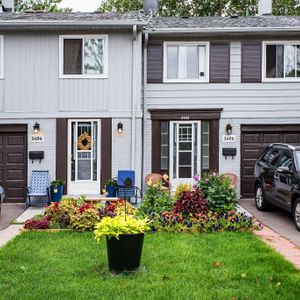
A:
[[173, 188, 209, 215]]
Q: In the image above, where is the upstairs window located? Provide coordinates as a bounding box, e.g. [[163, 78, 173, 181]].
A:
[[264, 42, 300, 81], [60, 35, 108, 78], [164, 42, 209, 82]]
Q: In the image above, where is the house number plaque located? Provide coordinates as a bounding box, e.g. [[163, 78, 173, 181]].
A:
[[30, 135, 45, 143], [222, 135, 236, 143], [180, 115, 190, 120]]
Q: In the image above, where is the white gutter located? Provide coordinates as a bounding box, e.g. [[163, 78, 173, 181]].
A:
[[131, 24, 138, 171], [144, 26, 300, 34]]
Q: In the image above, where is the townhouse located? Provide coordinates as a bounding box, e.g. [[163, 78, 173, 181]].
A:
[[1, 0, 300, 203]]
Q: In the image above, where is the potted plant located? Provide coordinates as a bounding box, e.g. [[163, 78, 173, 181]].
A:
[[105, 178, 118, 197], [94, 215, 149, 273], [50, 179, 65, 202]]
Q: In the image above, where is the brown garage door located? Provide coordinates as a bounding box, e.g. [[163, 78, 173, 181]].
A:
[[0, 125, 27, 203], [241, 125, 300, 198]]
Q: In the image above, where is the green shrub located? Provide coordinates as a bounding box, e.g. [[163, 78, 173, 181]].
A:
[[139, 181, 173, 216], [199, 173, 237, 212]]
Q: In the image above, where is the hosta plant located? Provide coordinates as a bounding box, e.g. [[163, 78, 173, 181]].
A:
[[173, 188, 209, 215], [94, 216, 150, 241]]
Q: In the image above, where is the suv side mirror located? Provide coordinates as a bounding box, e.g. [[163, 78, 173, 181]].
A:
[[277, 166, 292, 173]]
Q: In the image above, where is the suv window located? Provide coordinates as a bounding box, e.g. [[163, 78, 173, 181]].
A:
[[276, 151, 294, 170], [261, 148, 281, 165]]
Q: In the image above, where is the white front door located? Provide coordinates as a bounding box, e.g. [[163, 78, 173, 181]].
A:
[[169, 121, 201, 189], [68, 120, 100, 195]]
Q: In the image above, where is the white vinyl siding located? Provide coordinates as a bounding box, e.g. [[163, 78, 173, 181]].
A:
[[59, 35, 108, 79], [163, 42, 209, 83]]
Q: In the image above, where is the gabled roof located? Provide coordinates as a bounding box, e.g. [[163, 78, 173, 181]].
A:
[[146, 15, 300, 33], [0, 12, 148, 30]]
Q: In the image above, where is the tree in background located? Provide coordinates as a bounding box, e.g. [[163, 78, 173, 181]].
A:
[[14, 0, 72, 12], [98, 0, 300, 16]]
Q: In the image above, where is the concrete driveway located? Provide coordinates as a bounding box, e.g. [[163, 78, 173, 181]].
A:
[[239, 198, 300, 247]]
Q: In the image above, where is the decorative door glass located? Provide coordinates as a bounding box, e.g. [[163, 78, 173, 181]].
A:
[[170, 122, 201, 181], [71, 121, 98, 182]]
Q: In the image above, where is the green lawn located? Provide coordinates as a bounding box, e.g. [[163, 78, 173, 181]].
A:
[[0, 231, 299, 300]]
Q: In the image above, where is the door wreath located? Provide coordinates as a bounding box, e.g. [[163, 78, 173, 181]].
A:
[[77, 132, 92, 150]]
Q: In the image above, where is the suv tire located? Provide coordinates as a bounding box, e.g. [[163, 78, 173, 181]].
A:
[[293, 198, 300, 231], [255, 184, 270, 211]]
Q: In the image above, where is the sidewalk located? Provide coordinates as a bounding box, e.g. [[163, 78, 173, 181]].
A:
[[0, 203, 24, 231]]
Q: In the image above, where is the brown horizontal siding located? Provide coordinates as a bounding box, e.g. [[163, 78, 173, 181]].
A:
[[210, 42, 230, 83], [147, 42, 163, 83], [241, 41, 262, 83]]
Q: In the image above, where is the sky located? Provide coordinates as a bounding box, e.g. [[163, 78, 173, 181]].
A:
[[60, 0, 102, 12]]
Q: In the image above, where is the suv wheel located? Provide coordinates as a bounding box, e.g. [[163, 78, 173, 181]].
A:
[[293, 199, 300, 231], [255, 184, 269, 211]]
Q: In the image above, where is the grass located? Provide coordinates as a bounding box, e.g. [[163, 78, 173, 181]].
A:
[[0, 231, 299, 300]]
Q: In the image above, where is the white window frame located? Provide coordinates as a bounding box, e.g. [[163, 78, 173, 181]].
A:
[[163, 41, 210, 83], [262, 41, 300, 82], [59, 35, 108, 79], [0, 36, 4, 79]]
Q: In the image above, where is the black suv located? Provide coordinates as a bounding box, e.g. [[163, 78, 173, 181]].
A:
[[254, 143, 300, 231]]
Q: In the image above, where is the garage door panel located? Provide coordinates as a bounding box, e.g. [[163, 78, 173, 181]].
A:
[[263, 133, 282, 144], [241, 125, 300, 197], [0, 129, 27, 203], [283, 133, 300, 144], [243, 134, 261, 144]]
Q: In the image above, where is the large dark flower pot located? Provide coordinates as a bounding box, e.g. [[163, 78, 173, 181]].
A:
[[50, 185, 63, 202], [106, 185, 117, 197], [106, 233, 144, 273]]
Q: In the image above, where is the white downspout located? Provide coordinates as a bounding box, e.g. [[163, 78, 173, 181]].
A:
[[131, 25, 138, 171], [142, 33, 149, 190]]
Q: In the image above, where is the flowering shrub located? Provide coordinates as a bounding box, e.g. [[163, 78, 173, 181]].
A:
[[94, 216, 150, 241], [173, 188, 209, 215], [149, 210, 258, 233], [199, 173, 237, 212], [24, 217, 50, 230], [139, 181, 173, 216], [70, 207, 100, 232]]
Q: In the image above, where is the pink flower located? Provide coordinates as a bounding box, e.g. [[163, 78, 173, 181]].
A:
[[193, 175, 200, 181]]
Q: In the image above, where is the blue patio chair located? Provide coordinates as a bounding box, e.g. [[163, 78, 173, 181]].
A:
[[25, 170, 50, 209], [117, 170, 141, 204]]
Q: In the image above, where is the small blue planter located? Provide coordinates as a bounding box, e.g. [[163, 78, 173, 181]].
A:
[[50, 185, 64, 202], [106, 185, 117, 197]]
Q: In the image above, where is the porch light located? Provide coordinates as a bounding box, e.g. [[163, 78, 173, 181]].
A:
[[33, 122, 40, 133], [117, 122, 123, 134], [225, 123, 232, 135]]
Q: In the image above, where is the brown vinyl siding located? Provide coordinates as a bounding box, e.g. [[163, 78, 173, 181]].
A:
[[209, 42, 230, 83], [56, 118, 68, 194], [241, 41, 262, 83], [147, 42, 163, 83], [101, 118, 112, 190]]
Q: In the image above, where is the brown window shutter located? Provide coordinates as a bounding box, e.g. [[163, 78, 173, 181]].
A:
[[210, 42, 230, 83], [241, 42, 262, 83], [101, 119, 112, 190], [56, 118, 68, 194], [147, 42, 163, 83]]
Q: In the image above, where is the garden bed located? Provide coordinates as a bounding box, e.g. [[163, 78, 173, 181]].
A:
[[0, 231, 299, 299]]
